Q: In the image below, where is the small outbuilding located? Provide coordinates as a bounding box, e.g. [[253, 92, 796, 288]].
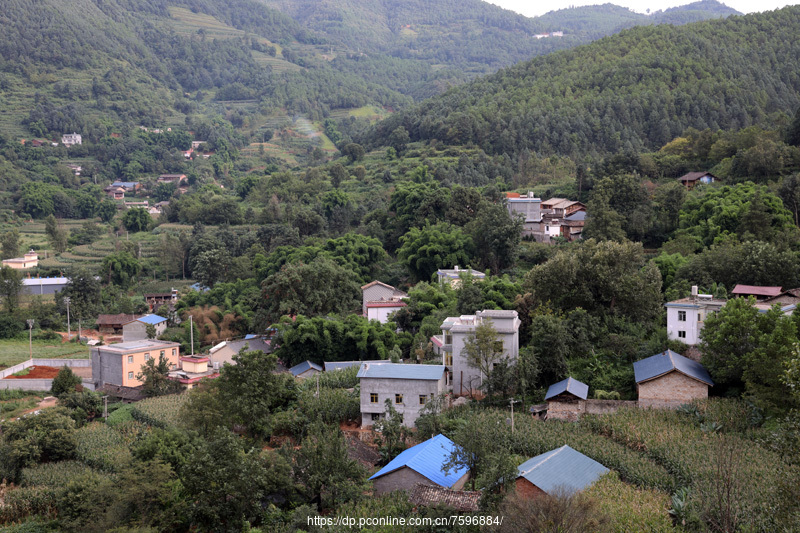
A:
[[678, 171, 718, 189], [122, 314, 168, 342], [289, 360, 322, 380], [369, 434, 470, 495], [515, 445, 608, 499], [544, 377, 589, 421], [634, 349, 713, 408]]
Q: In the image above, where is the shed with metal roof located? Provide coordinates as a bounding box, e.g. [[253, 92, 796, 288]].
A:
[[545, 377, 589, 401], [290, 360, 322, 379], [369, 434, 470, 494], [122, 314, 168, 342], [634, 350, 713, 408], [515, 445, 608, 499]]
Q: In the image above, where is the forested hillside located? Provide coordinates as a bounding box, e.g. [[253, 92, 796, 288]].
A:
[[367, 6, 800, 157]]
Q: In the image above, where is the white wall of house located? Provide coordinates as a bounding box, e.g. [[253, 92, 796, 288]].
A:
[[367, 305, 404, 323], [360, 376, 446, 428], [665, 305, 703, 345]]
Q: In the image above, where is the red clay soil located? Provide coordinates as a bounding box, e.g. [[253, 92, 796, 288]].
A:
[[4, 366, 62, 379]]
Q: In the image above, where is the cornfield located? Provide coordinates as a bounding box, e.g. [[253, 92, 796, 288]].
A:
[[585, 471, 674, 533], [131, 394, 189, 428], [20, 461, 95, 488], [75, 423, 133, 472]]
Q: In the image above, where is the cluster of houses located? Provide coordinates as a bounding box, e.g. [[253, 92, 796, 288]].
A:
[[665, 284, 800, 345], [505, 193, 587, 242]]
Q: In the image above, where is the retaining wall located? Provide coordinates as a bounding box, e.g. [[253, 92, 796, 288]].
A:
[[0, 359, 94, 391]]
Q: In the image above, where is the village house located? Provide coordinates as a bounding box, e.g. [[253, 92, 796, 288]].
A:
[[91, 339, 180, 388], [436, 310, 520, 397], [22, 276, 68, 296], [124, 200, 149, 209], [664, 286, 727, 345], [65, 164, 82, 176], [634, 349, 714, 408], [2, 249, 38, 269], [358, 363, 447, 428], [505, 192, 542, 237], [515, 445, 608, 499], [436, 266, 485, 287], [678, 171, 718, 189], [110, 181, 141, 192], [544, 377, 589, 421], [96, 314, 143, 335], [105, 187, 125, 200], [168, 355, 219, 389], [290, 360, 322, 379], [143, 289, 178, 311], [730, 284, 783, 301], [122, 314, 168, 342], [208, 335, 273, 368], [157, 174, 187, 184], [538, 198, 587, 243], [369, 434, 470, 494], [361, 280, 407, 322], [61, 133, 82, 146]]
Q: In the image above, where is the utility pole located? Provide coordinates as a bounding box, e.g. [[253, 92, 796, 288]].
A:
[[64, 296, 71, 341], [189, 315, 194, 355], [509, 397, 521, 434], [103, 395, 108, 419], [27, 319, 34, 361], [78, 319, 82, 345]]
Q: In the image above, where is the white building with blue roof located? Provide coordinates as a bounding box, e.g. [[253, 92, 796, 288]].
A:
[[634, 349, 713, 408], [358, 362, 447, 428], [369, 434, 470, 494], [122, 314, 168, 342], [515, 445, 608, 498]]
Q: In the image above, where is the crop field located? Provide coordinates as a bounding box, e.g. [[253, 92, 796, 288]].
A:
[[131, 393, 189, 428]]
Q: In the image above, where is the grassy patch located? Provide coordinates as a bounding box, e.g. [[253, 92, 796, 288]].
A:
[[11, 367, 32, 377], [0, 340, 90, 368], [586, 471, 675, 533]]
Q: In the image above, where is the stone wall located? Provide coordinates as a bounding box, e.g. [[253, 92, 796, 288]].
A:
[[373, 467, 436, 495], [546, 398, 585, 421], [584, 399, 637, 415], [638, 372, 708, 407]]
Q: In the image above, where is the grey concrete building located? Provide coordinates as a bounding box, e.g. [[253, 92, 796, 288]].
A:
[[91, 339, 180, 388], [358, 363, 447, 428], [438, 310, 520, 397], [122, 314, 168, 342], [208, 335, 272, 368]]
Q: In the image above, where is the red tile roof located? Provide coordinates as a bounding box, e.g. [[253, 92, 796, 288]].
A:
[[408, 483, 481, 512], [731, 285, 782, 297]]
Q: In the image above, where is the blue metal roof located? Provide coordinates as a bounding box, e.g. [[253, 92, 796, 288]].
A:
[[369, 434, 468, 487], [516, 445, 608, 495], [111, 181, 139, 188], [357, 363, 445, 381], [137, 314, 167, 325], [545, 377, 589, 401], [290, 360, 322, 377], [633, 349, 714, 386]]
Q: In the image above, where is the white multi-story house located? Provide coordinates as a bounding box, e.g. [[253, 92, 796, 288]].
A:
[[361, 280, 407, 323], [664, 287, 726, 345], [61, 133, 82, 146], [358, 363, 447, 428], [436, 310, 520, 396]]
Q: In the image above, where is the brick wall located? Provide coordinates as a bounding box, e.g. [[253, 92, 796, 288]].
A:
[[547, 398, 585, 421], [373, 467, 436, 495], [638, 371, 708, 407], [515, 477, 546, 499]]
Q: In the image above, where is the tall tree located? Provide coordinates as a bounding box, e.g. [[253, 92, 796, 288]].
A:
[[461, 320, 505, 389], [468, 203, 523, 273], [397, 222, 474, 282], [45, 214, 68, 253], [0, 266, 23, 313], [1, 228, 20, 260]]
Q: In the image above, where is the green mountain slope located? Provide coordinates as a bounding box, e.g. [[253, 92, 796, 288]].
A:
[[366, 6, 800, 157], [258, 0, 740, 71]]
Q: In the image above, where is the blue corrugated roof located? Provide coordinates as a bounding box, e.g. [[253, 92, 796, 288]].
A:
[[324, 360, 390, 372], [357, 363, 445, 380], [111, 181, 139, 188], [517, 445, 608, 495], [137, 314, 167, 325], [545, 377, 589, 400], [633, 349, 713, 386], [369, 434, 468, 487], [290, 360, 322, 376]]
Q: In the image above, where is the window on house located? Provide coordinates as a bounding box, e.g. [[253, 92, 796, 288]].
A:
[[370, 393, 378, 403], [698, 313, 702, 321], [144, 353, 150, 361], [172, 349, 176, 356], [371, 413, 381, 421], [395, 394, 403, 404], [160, 350, 165, 357], [419, 395, 427, 405], [445, 353, 453, 366], [128, 371, 134, 380], [127, 355, 133, 364], [678, 331, 686, 339], [678, 311, 686, 321]]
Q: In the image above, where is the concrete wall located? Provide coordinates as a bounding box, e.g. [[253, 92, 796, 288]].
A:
[[638, 371, 708, 408], [515, 478, 546, 499], [123, 321, 166, 342], [547, 398, 638, 421], [585, 399, 637, 415], [0, 359, 94, 391], [451, 327, 518, 397], [366, 306, 403, 323], [361, 376, 445, 428], [666, 306, 703, 345], [92, 347, 123, 388]]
